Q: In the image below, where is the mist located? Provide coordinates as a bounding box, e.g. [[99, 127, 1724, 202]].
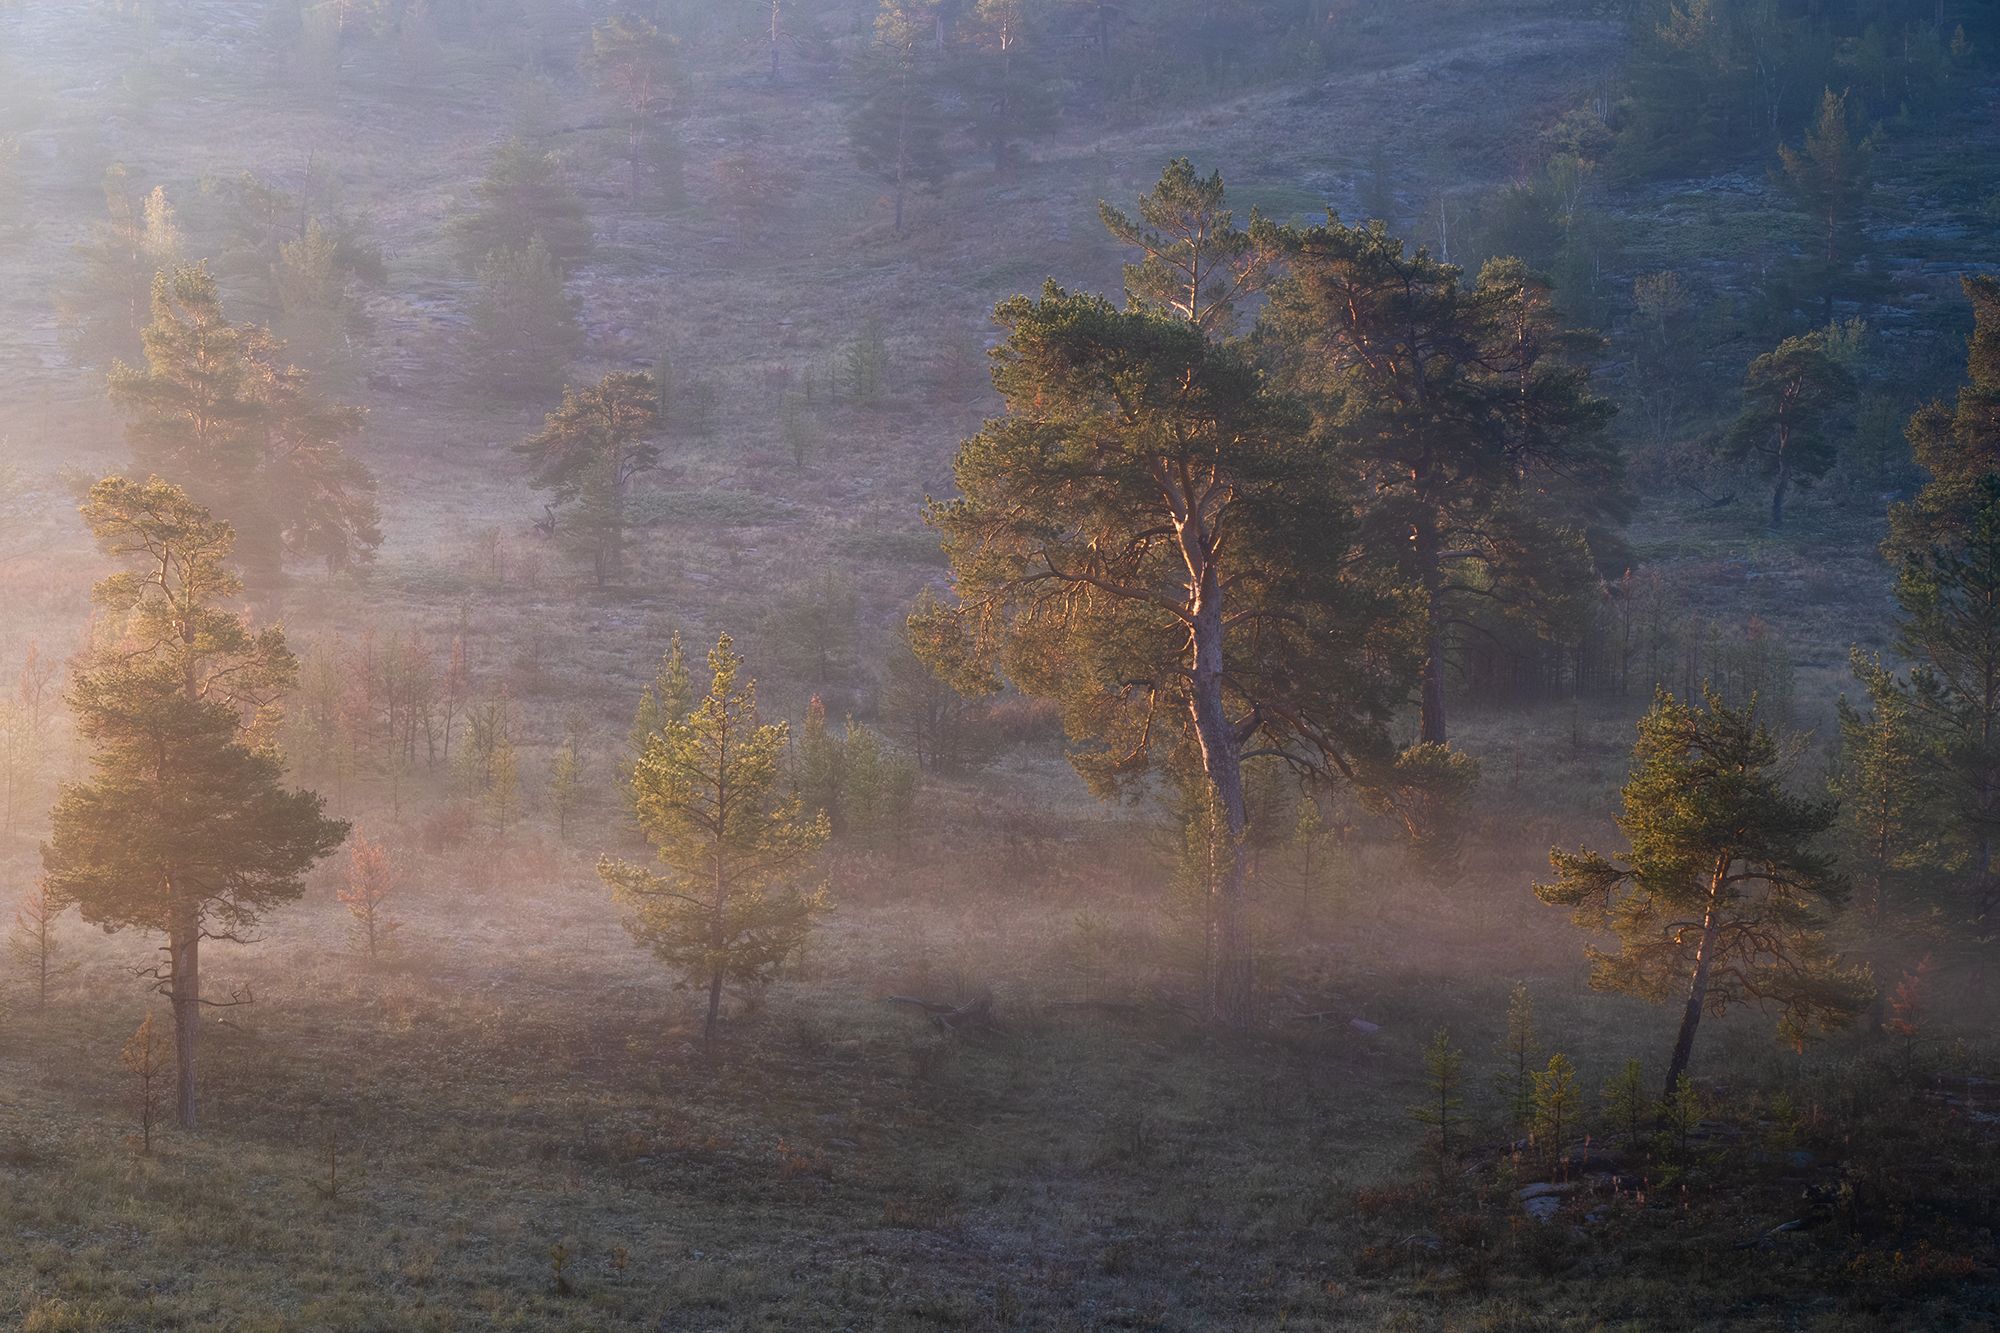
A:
[[1, 0, 1998, 1327]]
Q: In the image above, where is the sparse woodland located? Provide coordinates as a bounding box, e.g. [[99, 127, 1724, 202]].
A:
[[1, 0, 1999, 1327]]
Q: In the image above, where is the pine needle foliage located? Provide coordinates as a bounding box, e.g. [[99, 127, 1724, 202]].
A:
[[1537, 688, 1869, 1099], [1408, 1027, 1467, 1186], [44, 477, 346, 1129], [599, 635, 829, 1045]]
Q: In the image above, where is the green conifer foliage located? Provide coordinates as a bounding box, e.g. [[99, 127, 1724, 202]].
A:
[[599, 635, 829, 1045], [1537, 689, 1869, 1098], [44, 478, 347, 1130]]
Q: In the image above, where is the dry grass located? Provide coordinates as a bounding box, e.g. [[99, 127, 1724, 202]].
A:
[[0, 1, 1997, 1327]]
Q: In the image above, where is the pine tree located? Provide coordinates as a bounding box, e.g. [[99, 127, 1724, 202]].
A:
[[951, 0, 1055, 172], [1661, 1072, 1703, 1162], [762, 572, 859, 689], [627, 632, 693, 786], [849, 2, 952, 234], [1285, 793, 1341, 918], [44, 478, 346, 1130], [586, 15, 686, 204], [1601, 1058, 1648, 1152], [1722, 328, 1855, 529], [832, 720, 918, 849], [1494, 982, 1540, 1132], [0, 643, 58, 836], [449, 137, 593, 274], [598, 635, 830, 1045], [845, 317, 890, 406], [780, 391, 813, 469], [889, 586, 998, 775], [794, 696, 843, 832], [924, 284, 1410, 1023], [1832, 651, 1943, 920], [1267, 222, 1622, 746], [108, 264, 381, 579], [337, 829, 401, 959], [59, 167, 181, 367], [1884, 953, 1932, 1079], [1366, 740, 1480, 882], [8, 879, 74, 1009], [1629, 269, 1700, 448], [466, 236, 581, 399], [123, 1013, 168, 1154], [1098, 159, 1282, 334], [1776, 90, 1873, 314], [1894, 473, 2000, 928], [1894, 275, 2000, 554], [1537, 689, 1870, 1098], [272, 220, 363, 387], [549, 733, 584, 841], [515, 371, 661, 586], [1530, 1052, 1582, 1161], [1408, 1027, 1466, 1185], [488, 725, 519, 832]]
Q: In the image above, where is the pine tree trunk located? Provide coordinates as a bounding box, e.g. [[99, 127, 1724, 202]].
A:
[[1417, 508, 1448, 746], [1663, 871, 1724, 1101], [169, 904, 200, 1131], [705, 728, 730, 1046], [1189, 592, 1251, 1026], [1770, 455, 1790, 530]]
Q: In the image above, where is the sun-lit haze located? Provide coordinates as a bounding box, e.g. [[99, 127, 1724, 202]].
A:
[[1, 1, 1998, 1327]]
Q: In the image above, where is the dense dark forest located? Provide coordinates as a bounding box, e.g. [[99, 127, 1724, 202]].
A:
[[1, 0, 1998, 1327]]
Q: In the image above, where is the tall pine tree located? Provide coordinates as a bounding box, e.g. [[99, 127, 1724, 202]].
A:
[[922, 283, 1410, 1024], [1098, 159, 1282, 335], [43, 478, 346, 1130], [1266, 221, 1622, 747]]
